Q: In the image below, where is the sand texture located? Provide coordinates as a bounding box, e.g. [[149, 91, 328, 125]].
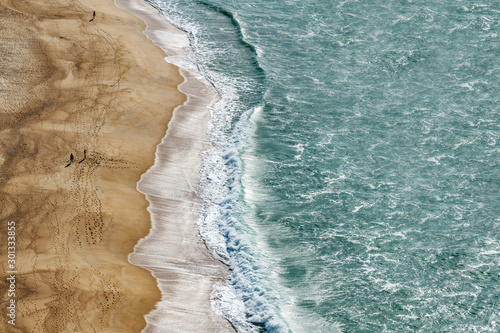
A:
[[0, 0, 204, 331]]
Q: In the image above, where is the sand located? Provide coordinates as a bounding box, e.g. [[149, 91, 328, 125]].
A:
[[0, 0, 232, 331]]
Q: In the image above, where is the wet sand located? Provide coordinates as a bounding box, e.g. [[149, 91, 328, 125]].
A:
[[115, 0, 234, 332], [0, 0, 230, 331]]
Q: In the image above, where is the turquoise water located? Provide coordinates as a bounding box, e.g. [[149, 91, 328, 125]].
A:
[[152, 0, 500, 331]]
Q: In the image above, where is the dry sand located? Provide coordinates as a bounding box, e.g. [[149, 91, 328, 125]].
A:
[[0, 0, 231, 331]]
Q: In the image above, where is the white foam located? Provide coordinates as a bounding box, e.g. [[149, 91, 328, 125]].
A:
[[122, 1, 293, 331]]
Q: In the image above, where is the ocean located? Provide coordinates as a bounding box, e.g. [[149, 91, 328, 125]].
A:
[[148, 0, 500, 331]]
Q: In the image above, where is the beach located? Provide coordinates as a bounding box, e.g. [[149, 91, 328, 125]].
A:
[[0, 0, 232, 331]]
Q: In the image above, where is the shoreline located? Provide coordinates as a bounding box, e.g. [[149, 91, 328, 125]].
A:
[[114, 1, 234, 331], [0, 0, 231, 331]]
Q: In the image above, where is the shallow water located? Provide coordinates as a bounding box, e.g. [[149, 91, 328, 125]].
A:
[[151, 0, 500, 331]]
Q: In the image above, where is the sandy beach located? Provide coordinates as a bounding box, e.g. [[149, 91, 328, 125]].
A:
[[0, 0, 231, 331]]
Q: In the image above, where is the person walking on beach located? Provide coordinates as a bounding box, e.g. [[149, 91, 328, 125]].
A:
[[65, 153, 74, 168], [79, 149, 87, 163]]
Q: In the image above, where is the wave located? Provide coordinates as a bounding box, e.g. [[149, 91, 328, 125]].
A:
[[195, 1, 266, 77]]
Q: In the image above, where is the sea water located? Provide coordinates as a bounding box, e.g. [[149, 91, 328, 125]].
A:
[[148, 0, 500, 331]]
